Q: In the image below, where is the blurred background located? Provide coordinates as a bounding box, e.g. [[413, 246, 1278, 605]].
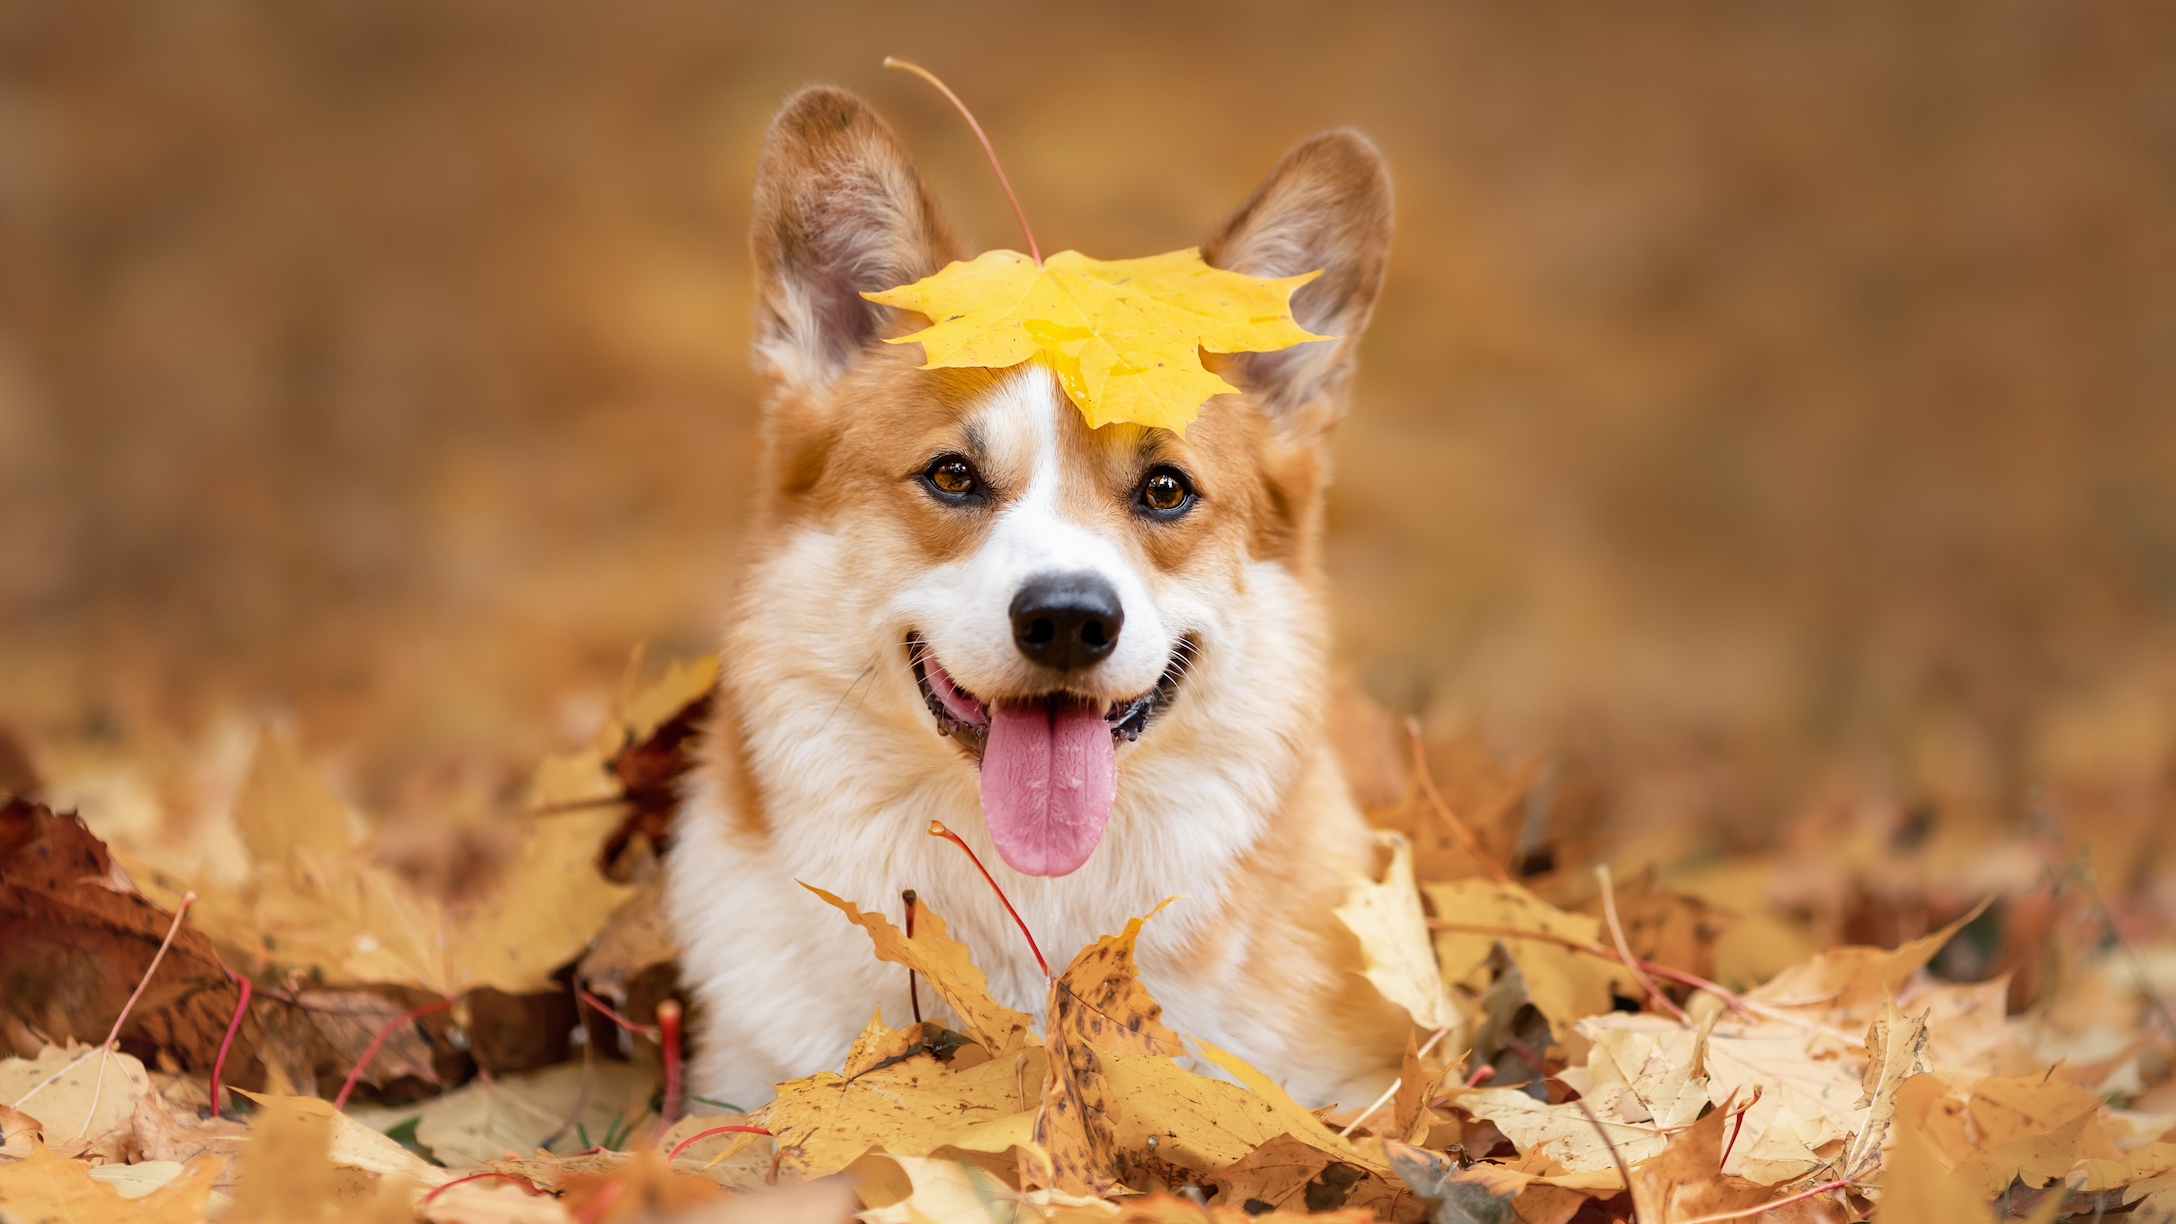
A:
[[2, 0, 2173, 887]]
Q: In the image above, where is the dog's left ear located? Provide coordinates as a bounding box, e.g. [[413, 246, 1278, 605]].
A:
[[1201, 130, 1393, 433]]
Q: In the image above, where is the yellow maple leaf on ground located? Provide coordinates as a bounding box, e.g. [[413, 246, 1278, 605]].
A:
[[0, 1140, 222, 1224], [864, 247, 1327, 434]]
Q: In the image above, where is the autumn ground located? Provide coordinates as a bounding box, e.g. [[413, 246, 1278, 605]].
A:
[[3, 2, 2176, 1221]]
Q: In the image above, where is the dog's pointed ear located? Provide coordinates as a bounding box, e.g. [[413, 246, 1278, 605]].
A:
[[751, 87, 958, 392], [1201, 130, 1393, 431]]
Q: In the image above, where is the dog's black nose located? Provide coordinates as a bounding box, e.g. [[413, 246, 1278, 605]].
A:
[[1010, 572, 1124, 669]]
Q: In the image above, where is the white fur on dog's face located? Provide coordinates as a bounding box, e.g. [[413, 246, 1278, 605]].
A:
[[888, 366, 1183, 709]]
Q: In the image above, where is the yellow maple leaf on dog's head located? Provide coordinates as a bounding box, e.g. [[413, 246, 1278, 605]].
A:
[[864, 247, 1328, 435]]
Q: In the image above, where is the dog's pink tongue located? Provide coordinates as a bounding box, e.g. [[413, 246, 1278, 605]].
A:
[[980, 701, 1117, 877]]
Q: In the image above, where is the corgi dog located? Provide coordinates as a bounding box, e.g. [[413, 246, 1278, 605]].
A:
[[665, 86, 1405, 1110]]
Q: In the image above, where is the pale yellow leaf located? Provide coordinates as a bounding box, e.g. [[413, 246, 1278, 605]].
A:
[[1334, 831, 1458, 1033], [0, 1044, 149, 1163]]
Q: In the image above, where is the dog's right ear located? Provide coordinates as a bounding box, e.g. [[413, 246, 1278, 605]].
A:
[[751, 88, 957, 393]]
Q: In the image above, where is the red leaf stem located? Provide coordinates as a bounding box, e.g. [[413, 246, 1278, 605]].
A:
[[331, 997, 452, 1110], [927, 820, 1049, 979], [208, 968, 252, 1118], [665, 1124, 773, 1163]]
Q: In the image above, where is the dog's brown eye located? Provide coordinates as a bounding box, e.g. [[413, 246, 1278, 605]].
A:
[[1135, 466, 1195, 519], [932, 462, 974, 494], [921, 454, 984, 503]]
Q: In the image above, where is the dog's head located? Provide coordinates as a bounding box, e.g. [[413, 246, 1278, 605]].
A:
[[742, 88, 1391, 877]]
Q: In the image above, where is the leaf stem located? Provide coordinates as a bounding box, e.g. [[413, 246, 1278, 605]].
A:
[[76, 891, 194, 1138], [332, 997, 452, 1109], [653, 999, 683, 1140], [1335, 1023, 1453, 1139], [1573, 1093, 1645, 1224], [420, 1172, 538, 1206], [209, 968, 252, 1119], [1406, 718, 1509, 884], [883, 57, 1041, 265], [928, 820, 1049, 979], [578, 987, 660, 1038], [904, 889, 923, 1024], [665, 1124, 772, 1163], [1596, 864, 1690, 1024], [1676, 1178, 1852, 1223]]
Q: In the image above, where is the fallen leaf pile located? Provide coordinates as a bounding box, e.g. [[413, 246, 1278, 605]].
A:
[[4, 663, 2174, 1224]]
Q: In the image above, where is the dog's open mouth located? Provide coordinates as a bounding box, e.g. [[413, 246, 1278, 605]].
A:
[[906, 633, 1190, 877]]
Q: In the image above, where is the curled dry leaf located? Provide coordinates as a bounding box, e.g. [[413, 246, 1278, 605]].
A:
[[1844, 997, 1931, 1178], [1625, 1092, 1775, 1223], [801, 885, 1034, 1057], [1335, 831, 1460, 1033], [1219, 1134, 1419, 1222], [1744, 899, 1992, 1032], [1038, 900, 1186, 1195]]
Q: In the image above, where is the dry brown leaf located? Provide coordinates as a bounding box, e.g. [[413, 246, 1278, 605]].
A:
[[418, 1175, 575, 1224], [1954, 1104, 2100, 1200], [1627, 1097, 1772, 1223], [574, 877, 677, 1006], [128, 1091, 247, 1185], [1223, 1135, 1419, 1221], [803, 885, 1034, 1057], [1966, 1071, 2115, 1151], [1735, 1104, 1833, 1186], [2079, 1139, 2176, 1194], [1567, 865, 1737, 986], [233, 1093, 355, 1220], [0, 1140, 222, 1224], [1336, 832, 1459, 1033], [234, 1090, 447, 1187], [1578, 1011, 1859, 1178], [655, 1113, 772, 1191], [1745, 900, 1991, 1032], [1188, 1043, 1386, 1173], [853, 1152, 1113, 1224], [1843, 998, 1930, 1178], [1901, 976, 2033, 1076], [1426, 879, 1634, 1044], [0, 802, 241, 1072], [1, 1036, 150, 1158], [445, 809, 634, 995], [1875, 1101, 1995, 1220], [1034, 901, 1189, 1195], [0, 1043, 149, 1163], [1581, 1023, 1709, 1132], [351, 1059, 655, 1168], [1371, 731, 1538, 885], [1051, 901, 1185, 1060], [1453, 1087, 1661, 1176]]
